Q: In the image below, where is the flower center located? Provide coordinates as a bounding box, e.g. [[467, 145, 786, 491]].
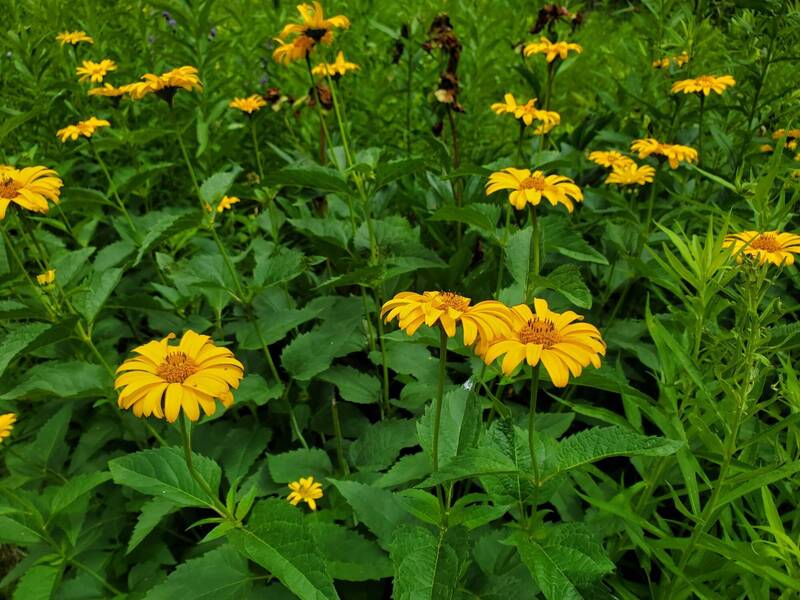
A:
[[435, 292, 469, 312], [156, 351, 198, 383], [304, 27, 329, 42], [519, 174, 546, 191], [518, 318, 559, 347], [696, 75, 715, 86], [0, 177, 21, 199], [751, 234, 781, 252]]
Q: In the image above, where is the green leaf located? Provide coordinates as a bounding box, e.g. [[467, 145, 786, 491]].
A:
[[318, 366, 380, 404], [390, 525, 468, 600], [229, 499, 339, 600], [144, 545, 252, 600], [252, 241, 306, 288], [308, 521, 392, 581], [0, 322, 54, 378], [0, 361, 110, 400], [0, 516, 43, 544], [234, 374, 282, 406], [199, 166, 242, 205], [541, 215, 608, 265], [349, 418, 417, 471], [127, 497, 177, 554], [32, 405, 72, 472], [508, 532, 582, 600], [268, 448, 333, 484], [544, 426, 682, 483], [533, 264, 592, 309], [12, 565, 61, 600], [429, 206, 495, 232], [51, 247, 95, 286], [265, 163, 350, 195], [219, 427, 269, 484], [50, 471, 111, 515], [480, 419, 536, 507], [109, 447, 221, 508], [134, 208, 198, 266], [417, 387, 481, 468], [328, 479, 415, 546], [419, 446, 522, 488], [505, 226, 532, 291], [73, 267, 123, 323]]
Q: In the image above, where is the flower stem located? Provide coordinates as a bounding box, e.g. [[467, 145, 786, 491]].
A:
[[529, 204, 540, 302], [528, 363, 541, 491], [179, 414, 229, 517], [1, 223, 56, 320], [432, 328, 448, 474], [304, 55, 335, 168], [251, 118, 265, 181], [330, 393, 350, 476], [91, 142, 137, 234], [697, 94, 705, 166]]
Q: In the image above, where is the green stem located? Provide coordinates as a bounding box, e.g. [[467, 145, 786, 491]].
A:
[[529, 205, 540, 302], [375, 297, 392, 415], [637, 163, 661, 256], [405, 40, 414, 156], [69, 559, 122, 596], [528, 363, 541, 493], [1, 224, 56, 319], [330, 394, 350, 475], [447, 108, 462, 245], [432, 328, 448, 474], [697, 94, 705, 166], [179, 414, 229, 517], [304, 55, 335, 168], [543, 61, 556, 111], [251, 117, 265, 181], [495, 204, 513, 297], [91, 142, 137, 234]]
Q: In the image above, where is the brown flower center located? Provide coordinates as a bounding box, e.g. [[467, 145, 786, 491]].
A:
[[156, 351, 198, 383], [435, 292, 469, 312], [519, 174, 546, 191], [304, 27, 329, 42], [751, 234, 781, 252], [518, 318, 559, 348], [0, 177, 22, 199]]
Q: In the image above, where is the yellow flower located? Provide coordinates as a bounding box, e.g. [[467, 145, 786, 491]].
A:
[[760, 144, 773, 153], [229, 95, 267, 114], [605, 163, 656, 186], [124, 67, 202, 101], [115, 331, 244, 422], [631, 138, 697, 169], [523, 36, 582, 62], [56, 117, 110, 142], [311, 51, 359, 77], [88, 83, 129, 98], [381, 291, 511, 350], [772, 129, 800, 141], [588, 150, 635, 170], [652, 52, 689, 69], [217, 196, 240, 212], [273, 1, 350, 64], [76, 59, 117, 83], [0, 414, 16, 443], [490, 93, 520, 116], [37, 269, 56, 285], [56, 31, 93, 46], [287, 476, 323, 510], [723, 231, 800, 266], [160, 66, 203, 93], [671, 75, 735, 96], [483, 299, 605, 386], [486, 168, 583, 212], [491, 94, 559, 132], [0, 166, 63, 220]]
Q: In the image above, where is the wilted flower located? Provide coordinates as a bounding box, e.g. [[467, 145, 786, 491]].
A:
[[652, 52, 689, 69], [216, 196, 240, 212]]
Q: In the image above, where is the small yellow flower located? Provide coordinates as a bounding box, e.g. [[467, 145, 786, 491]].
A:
[[760, 144, 774, 153], [115, 331, 244, 422], [723, 231, 800, 267], [605, 163, 656, 186], [652, 52, 689, 69], [0, 166, 63, 220], [381, 291, 511, 350], [486, 168, 583, 212], [124, 66, 202, 101], [76, 59, 117, 83], [491, 94, 559, 132], [483, 299, 605, 385], [56, 117, 110, 143], [287, 476, 324, 510], [523, 36, 582, 62], [229, 95, 267, 114], [0, 414, 16, 443], [273, 1, 350, 64], [37, 270, 56, 285], [88, 83, 129, 98], [671, 75, 735, 96], [217, 196, 240, 212], [631, 138, 697, 169], [56, 31, 93, 46], [588, 150, 635, 170], [311, 51, 359, 77]]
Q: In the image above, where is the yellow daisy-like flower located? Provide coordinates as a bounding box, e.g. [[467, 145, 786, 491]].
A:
[[311, 51, 359, 77], [486, 168, 583, 212], [88, 83, 129, 98], [56, 31, 93, 46], [229, 95, 267, 114], [56, 117, 110, 143], [723, 231, 800, 266], [588, 150, 635, 170], [483, 299, 605, 386], [671, 74, 736, 96], [287, 476, 323, 510], [217, 196, 240, 212], [523, 36, 582, 62], [76, 59, 117, 83], [605, 163, 656, 186], [491, 94, 559, 132], [631, 138, 697, 169], [125, 67, 202, 101], [160, 66, 203, 93], [760, 144, 773, 153], [381, 291, 511, 351], [652, 52, 689, 69], [0, 414, 16, 443], [37, 269, 56, 285], [0, 166, 63, 220], [273, 1, 350, 64], [114, 331, 244, 422]]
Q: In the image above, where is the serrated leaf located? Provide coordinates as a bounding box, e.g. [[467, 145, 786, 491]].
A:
[[0, 516, 43, 544], [533, 264, 592, 309], [349, 419, 417, 471], [134, 209, 198, 266], [127, 497, 177, 554], [266, 163, 349, 195], [419, 446, 522, 488], [0, 322, 54, 378], [73, 267, 123, 323], [390, 525, 468, 600], [199, 166, 242, 205], [268, 448, 333, 484], [508, 532, 582, 600], [429, 206, 494, 231], [417, 387, 480, 468], [308, 521, 392, 581], [50, 471, 111, 515], [109, 447, 221, 508], [318, 366, 380, 404], [328, 479, 415, 546], [0, 361, 110, 400], [12, 565, 60, 600]]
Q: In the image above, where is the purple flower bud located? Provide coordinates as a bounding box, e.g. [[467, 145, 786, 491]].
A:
[[167, 18, 177, 29]]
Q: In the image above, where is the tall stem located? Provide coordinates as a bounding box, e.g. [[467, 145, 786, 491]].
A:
[[529, 205, 540, 302], [432, 328, 448, 473], [304, 55, 335, 168], [179, 414, 228, 517], [638, 164, 661, 255], [91, 142, 137, 234], [2, 224, 56, 320], [330, 394, 350, 475], [405, 41, 414, 156], [447, 108, 462, 245], [528, 363, 541, 490], [697, 94, 705, 166], [251, 117, 265, 181]]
